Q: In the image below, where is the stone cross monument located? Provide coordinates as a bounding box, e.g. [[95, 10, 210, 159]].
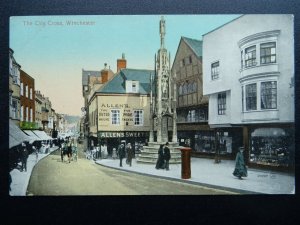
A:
[[137, 16, 181, 164]]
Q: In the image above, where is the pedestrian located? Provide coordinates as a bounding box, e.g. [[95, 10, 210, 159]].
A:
[[61, 141, 65, 162], [67, 139, 72, 163], [163, 142, 171, 171], [33, 144, 38, 162], [155, 144, 165, 169], [112, 147, 117, 159], [21, 142, 28, 172], [126, 143, 134, 167], [117, 143, 125, 167], [101, 144, 108, 159], [233, 147, 248, 180]]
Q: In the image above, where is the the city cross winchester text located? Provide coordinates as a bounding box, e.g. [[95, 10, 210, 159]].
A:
[[22, 20, 96, 27]]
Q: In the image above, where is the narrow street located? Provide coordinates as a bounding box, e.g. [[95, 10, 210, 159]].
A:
[[26, 144, 237, 195]]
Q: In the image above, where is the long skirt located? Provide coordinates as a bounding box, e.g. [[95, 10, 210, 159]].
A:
[[233, 165, 247, 177], [155, 157, 165, 169]]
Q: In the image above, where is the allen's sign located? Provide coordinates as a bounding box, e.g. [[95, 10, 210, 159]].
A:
[[98, 131, 149, 138]]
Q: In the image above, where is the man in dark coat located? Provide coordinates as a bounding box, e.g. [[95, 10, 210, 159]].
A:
[[155, 144, 165, 169], [126, 143, 134, 167], [163, 142, 171, 171], [233, 147, 248, 179], [118, 143, 125, 167]]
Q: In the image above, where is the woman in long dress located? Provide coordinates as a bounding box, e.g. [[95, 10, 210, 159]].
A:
[[233, 147, 248, 179], [155, 144, 165, 169]]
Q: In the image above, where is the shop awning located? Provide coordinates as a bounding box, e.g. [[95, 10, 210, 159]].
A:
[[23, 130, 43, 143], [251, 128, 286, 137], [9, 120, 33, 148], [32, 130, 53, 140]]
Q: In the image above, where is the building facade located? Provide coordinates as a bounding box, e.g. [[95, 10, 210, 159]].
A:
[[203, 14, 294, 170], [9, 48, 21, 124], [20, 69, 36, 129], [35, 90, 43, 129], [82, 55, 126, 150], [171, 37, 214, 157], [88, 68, 153, 155]]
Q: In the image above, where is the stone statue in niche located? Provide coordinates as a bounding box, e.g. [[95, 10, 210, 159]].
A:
[[161, 74, 168, 98]]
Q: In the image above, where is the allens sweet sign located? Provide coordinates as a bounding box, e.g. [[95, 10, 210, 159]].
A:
[[98, 131, 149, 138]]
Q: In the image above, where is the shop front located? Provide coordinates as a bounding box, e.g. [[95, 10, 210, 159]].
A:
[[98, 131, 149, 156], [177, 124, 243, 160], [248, 125, 294, 171]]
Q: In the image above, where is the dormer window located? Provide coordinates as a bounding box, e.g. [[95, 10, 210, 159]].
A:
[[126, 80, 139, 93]]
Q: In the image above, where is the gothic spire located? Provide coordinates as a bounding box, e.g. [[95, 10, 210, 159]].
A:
[[159, 16, 166, 49]]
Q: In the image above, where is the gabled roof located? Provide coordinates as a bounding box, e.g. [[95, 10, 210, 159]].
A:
[[82, 70, 101, 86], [182, 37, 203, 58], [96, 68, 154, 94]]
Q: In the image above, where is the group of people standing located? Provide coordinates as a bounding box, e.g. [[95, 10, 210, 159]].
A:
[[117, 142, 134, 167], [155, 142, 171, 171]]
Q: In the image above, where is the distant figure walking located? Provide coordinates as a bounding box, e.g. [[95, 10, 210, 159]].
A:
[[163, 142, 171, 171], [101, 144, 108, 159], [233, 147, 248, 179], [21, 142, 29, 172], [126, 143, 134, 167], [118, 143, 125, 167], [112, 148, 117, 159], [155, 144, 165, 169], [33, 144, 38, 162]]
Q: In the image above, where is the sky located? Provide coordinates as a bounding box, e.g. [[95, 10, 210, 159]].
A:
[[10, 14, 240, 116]]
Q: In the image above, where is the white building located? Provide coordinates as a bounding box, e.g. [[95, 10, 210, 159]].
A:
[[203, 14, 294, 170]]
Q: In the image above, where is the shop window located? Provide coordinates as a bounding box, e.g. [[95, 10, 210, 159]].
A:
[[111, 109, 120, 125], [250, 127, 294, 167], [246, 83, 257, 111], [245, 45, 256, 67], [261, 81, 277, 109], [260, 42, 276, 64], [134, 110, 143, 126], [193, 132, 215, 153], [211, 61, 219, 80], [218, 92, 226, 115]]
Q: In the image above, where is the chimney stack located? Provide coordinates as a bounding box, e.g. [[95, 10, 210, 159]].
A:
[[117, 53, 127, 72], [101, 63, 109, 83]]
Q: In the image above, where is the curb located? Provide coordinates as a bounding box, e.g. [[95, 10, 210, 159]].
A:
[[95, 161, 261, 195]]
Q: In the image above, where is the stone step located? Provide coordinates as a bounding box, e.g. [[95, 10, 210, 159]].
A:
[[136, 157, 182, 164]]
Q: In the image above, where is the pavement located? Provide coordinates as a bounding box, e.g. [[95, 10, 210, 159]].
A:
[[95, 156, 295, 194], [9, 147, 295, 195], [9, 146, 59, 196]]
